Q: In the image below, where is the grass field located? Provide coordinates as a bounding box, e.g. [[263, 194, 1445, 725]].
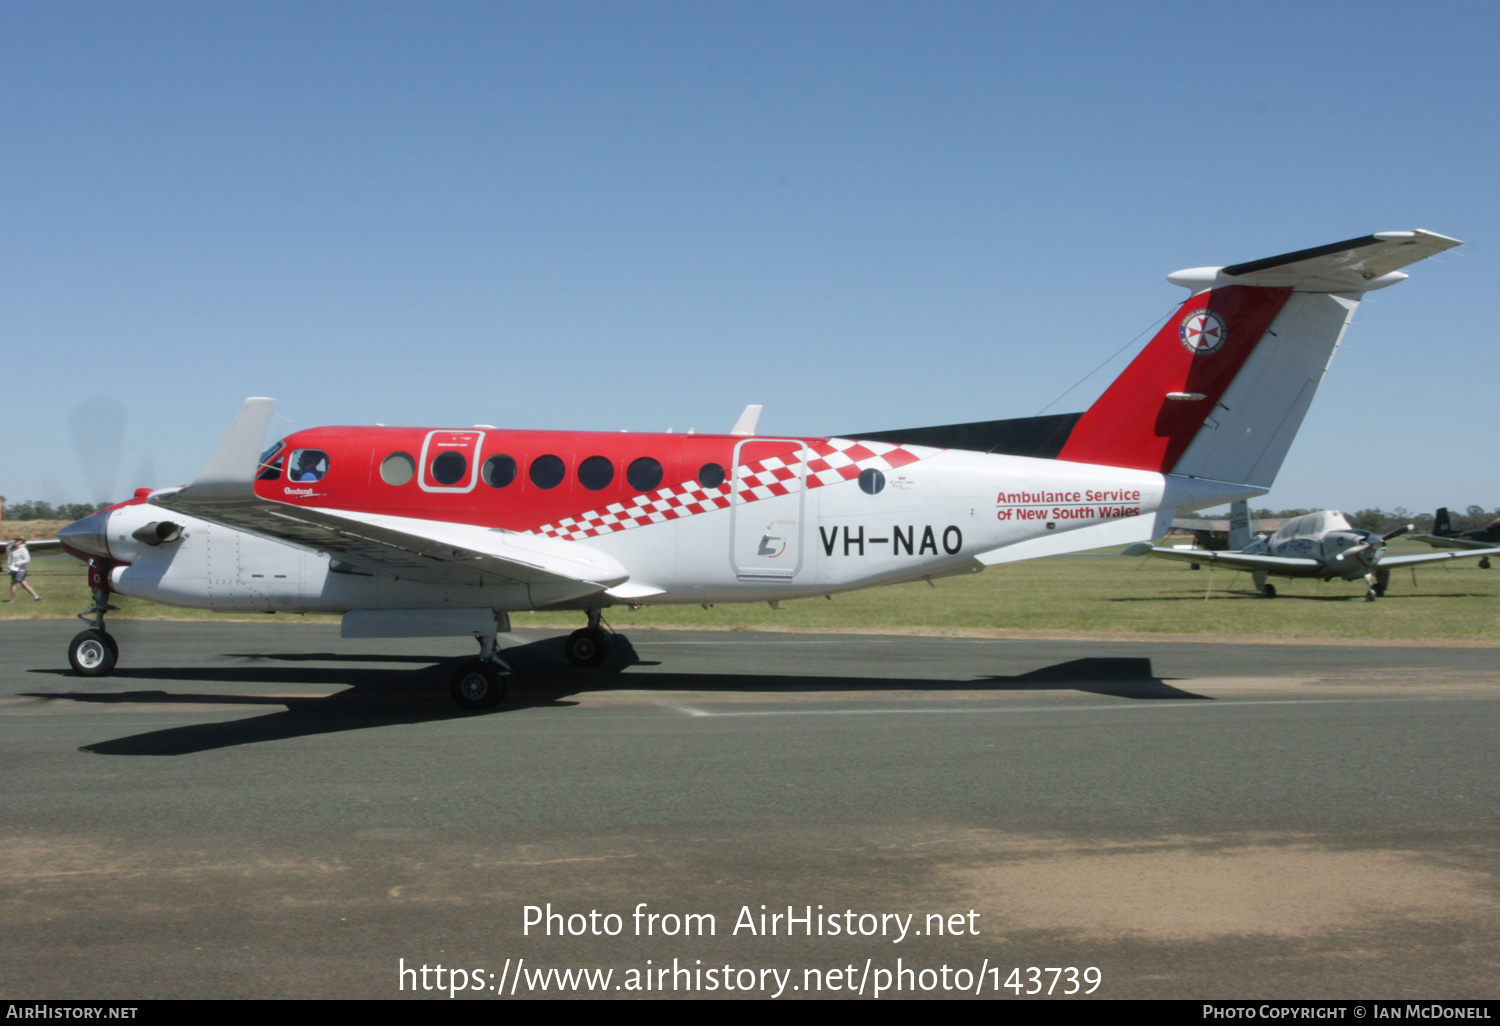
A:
[[5, 542, 1499, 644]]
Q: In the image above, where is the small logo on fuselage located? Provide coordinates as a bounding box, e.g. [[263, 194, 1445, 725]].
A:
[[1180, 310, 1228, 355]]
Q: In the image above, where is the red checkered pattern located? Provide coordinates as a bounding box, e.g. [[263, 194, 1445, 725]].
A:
[[532, 437, 932, 542]]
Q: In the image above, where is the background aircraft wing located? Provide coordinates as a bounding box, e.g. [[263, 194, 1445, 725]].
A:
[[1124, 544, 1322, 572], [1407, 534, 1493, 551], [1377, 547, 1500, 570]]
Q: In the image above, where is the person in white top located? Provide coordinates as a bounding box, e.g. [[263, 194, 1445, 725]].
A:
[[6, 537, 41, 601]]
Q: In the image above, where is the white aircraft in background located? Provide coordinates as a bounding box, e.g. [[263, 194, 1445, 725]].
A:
[[1126, 502, 1500, 599], [57, 230, 1460, 706]]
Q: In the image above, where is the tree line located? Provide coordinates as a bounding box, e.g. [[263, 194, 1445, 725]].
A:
[[1, 500, 110, 521], [1247, 506, 1500, 532]]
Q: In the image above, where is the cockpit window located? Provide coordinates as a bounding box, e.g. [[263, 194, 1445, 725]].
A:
[[289, 448, 330, 483], [256, 442, 285, 481]]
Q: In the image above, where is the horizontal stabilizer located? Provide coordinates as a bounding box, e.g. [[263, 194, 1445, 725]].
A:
[[1168, 230, 1461, 294]]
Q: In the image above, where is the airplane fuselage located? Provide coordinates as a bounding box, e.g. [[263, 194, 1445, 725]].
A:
[[82, 426, 1173, 614]]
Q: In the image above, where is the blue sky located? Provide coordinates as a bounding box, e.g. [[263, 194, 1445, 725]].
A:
[[3, 1, 1495, 514]]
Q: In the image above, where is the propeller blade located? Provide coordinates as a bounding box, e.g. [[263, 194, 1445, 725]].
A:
[[1336, 541, 1373, 562], [67, 396, 128, 505], [1381, 524, 1413, 541]]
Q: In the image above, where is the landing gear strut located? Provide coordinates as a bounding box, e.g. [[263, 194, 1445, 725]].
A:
[[448, 612, 513, 711], [565, 608, 613, 668], [69, 580, 119, 677]]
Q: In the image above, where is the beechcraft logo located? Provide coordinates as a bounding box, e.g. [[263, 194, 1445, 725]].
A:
[[1180, 310, 1227, 355]]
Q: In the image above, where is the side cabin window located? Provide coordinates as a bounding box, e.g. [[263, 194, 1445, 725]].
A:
[[289, 448, 330, 483]]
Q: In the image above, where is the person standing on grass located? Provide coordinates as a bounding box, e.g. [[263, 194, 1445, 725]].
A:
[[6, 537, 40, 601]]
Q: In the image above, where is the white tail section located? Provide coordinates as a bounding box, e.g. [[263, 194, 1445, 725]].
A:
[[1167, 230, 1459, 489], [1169, 291, 1357, 488]]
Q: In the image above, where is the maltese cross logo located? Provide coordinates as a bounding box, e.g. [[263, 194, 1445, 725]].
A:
[[1180, 311, 1228, 356]]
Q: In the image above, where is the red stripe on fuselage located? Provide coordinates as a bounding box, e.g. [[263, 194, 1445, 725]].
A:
[[256, 429, 782, 531], [1055, 285, 1292, 473]]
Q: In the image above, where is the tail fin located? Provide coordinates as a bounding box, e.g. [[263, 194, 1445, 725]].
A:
[[1057, 230, 1460, 487], [1435, 507, 1453, 536]]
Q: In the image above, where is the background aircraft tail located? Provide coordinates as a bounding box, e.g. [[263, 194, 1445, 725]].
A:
[[1055, 230, 1460, 488], [1434, 507, 1454, 535], [1228, 500, 1252, 550]]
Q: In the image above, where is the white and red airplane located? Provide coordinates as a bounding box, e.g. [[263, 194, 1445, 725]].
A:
[[56, 230, 1459, 707]]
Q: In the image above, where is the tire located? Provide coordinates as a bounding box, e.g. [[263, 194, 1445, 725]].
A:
[[449, 661, 508, 710], [69, 630, 117, 677], [565, 628, 611, 668], [1480, 557, 1491, 570], [1262, 584, 1276, 598]]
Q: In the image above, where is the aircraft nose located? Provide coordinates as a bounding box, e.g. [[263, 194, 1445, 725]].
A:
[[57, 509, 113, 560]]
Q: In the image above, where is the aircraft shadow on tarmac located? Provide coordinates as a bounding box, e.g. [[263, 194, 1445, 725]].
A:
[[25, 637, 1207, 756]]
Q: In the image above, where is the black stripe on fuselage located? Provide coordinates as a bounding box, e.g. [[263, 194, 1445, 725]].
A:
[[849, 412, 1083, 458]]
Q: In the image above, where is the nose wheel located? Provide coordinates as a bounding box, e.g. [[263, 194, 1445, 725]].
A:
[[68, 629, 118, 677]]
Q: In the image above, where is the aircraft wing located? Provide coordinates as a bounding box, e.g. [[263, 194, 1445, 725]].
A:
[[147, 398, 629, 592], [1407, 534, 1494, 551], [1377, 547, 1500, 570], [1124, 544, 1322, 573]]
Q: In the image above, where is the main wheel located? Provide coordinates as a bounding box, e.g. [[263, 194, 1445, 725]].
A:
[[449, 661, 508, 710], [69, 630, 117, 677], [1480, 557, 1491, 570], [1262, 584, 1277, 598], [565, 628, 611, 668]]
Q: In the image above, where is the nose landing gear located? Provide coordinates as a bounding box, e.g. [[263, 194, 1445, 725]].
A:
[[69, 579, 120, 677]]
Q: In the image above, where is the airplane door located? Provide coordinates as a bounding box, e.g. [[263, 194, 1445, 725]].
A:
[[730, 438, 807, 581]]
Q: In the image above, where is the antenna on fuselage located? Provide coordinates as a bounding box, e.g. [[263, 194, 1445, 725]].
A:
[[731, 404, 763, 436]]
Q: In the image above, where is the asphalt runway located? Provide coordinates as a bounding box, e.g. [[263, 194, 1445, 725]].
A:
[[2, 619, 1498, 1000]]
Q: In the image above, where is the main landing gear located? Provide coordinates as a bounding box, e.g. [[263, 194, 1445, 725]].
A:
[[564, 608, 613, 668], [69, 583, 120, 677], [449, 612, 514, 711]]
